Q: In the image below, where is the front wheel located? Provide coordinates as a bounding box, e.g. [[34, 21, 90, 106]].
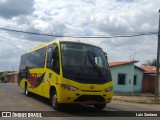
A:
[[94, 103, 106, 110], [50, 91, 61, 110]]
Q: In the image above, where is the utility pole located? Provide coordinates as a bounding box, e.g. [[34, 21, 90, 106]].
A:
[[155, 9, 160, 102]]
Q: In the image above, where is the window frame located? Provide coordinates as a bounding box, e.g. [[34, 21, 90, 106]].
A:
[[117, 73, 127, 85], [133, 75, 137, 85]]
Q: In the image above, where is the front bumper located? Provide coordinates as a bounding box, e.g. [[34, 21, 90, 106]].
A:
[[57, 87, 113, 104]]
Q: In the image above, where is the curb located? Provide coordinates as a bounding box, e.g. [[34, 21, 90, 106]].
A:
[[113, 96, 160, 104]]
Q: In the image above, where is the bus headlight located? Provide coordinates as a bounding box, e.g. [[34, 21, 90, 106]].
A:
[[60, 84, 78, 91], [104, 86, 113, 92]]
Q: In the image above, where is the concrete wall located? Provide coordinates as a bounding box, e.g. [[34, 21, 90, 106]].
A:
[[110, 63, 134, 93], [110, 64, 143, 93], [5, 72, 18, 83]]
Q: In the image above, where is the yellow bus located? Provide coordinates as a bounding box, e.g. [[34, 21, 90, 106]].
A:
[[18, 40, 113, 110]]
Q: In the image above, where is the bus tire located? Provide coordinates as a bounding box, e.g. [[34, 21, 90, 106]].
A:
[[24, 82, 30, 97], [50, 91, 61, 110], [94, 103, 106, 110]]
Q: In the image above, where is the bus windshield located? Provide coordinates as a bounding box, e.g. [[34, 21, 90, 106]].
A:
[[60, 42, 111, 84]]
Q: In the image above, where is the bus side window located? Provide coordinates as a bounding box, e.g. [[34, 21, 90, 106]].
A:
[[52, 46, 60, 74], [47, 45, 52, 69], [47, 44, 60, 75]]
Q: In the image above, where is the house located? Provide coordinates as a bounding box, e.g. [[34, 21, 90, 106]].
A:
[[5, 71, 18, 83], [140, 66, 156, 93], [109, 60, 143, 94]]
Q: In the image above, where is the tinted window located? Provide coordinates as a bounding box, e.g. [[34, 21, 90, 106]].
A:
[[47, 44, 60, 75], [19, 53, 28, 70], [46, 44, 54, 69], [19, 47, 46, 70], [60, 42, 112, 84], [28, 47, 46, 68]]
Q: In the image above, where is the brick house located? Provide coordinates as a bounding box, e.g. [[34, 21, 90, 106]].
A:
[[5, 71, 18, 83], [140, 66, 156, 93]]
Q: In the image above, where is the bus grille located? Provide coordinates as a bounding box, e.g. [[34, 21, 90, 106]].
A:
[[74, 95, 105, 103], [81, 90, 102, 92]]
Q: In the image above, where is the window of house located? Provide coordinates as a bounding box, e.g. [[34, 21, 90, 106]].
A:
[[118, 74, 126, 85], [134, 75, 137, 85]]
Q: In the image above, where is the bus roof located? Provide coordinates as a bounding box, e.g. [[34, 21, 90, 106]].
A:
[[30, 39, 100, 52]]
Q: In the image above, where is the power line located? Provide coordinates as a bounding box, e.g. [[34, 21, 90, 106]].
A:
[[0, 27, 158, 38], [72, 32, 157, 38], [0, 27, 56, 37]]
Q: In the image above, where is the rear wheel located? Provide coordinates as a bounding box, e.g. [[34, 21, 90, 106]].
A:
[[94, 103, 106, 110], [50, 91, 61, 110], [24, 82, 30, 97]]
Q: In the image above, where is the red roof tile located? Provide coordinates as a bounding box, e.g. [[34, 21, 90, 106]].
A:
[[134, 66, 144, 71], [140, 66, 156, 74], [109, 60, 139, 67]]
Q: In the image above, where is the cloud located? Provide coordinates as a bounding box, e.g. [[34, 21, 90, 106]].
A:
[[2, 15, 54, 42], [0, 0, 34, 19], [0, 0, 160, 71], [0, 31, 42, 71]]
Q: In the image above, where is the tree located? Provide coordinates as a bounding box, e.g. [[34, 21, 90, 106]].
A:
[[0, 72, 3, 79], [0, 72, 6, 83], [0, 72, 4, 82], [142, 59, 157, 66]]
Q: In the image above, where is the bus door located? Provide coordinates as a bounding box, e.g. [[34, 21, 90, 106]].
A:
[[43, 44, 60, 98]]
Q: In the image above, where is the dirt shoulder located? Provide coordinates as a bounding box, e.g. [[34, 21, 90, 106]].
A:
[[113, 95, 160, 104]]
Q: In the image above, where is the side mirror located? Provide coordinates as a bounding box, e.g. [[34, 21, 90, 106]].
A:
[[52, 51, 56, 59], [104, 52, 108, 60], [52, 47, 58, 59]]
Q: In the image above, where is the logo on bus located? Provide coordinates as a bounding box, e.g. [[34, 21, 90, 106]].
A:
[[90, 85, 94, 89], [29, 73, 38, 88]]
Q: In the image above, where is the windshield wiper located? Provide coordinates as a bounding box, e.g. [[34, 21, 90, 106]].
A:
[[87, 51, 103, 78], [77, 54, 87, 76], [77, 51, 103, 77]]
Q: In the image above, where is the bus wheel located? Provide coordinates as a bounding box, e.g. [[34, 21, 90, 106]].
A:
[[50, 91, 60, 110], [94, 103, 106, 110], [24, 83, 30, 97]]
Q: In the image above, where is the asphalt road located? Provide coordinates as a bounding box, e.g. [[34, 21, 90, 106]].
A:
[[0, 83, 160, 120]]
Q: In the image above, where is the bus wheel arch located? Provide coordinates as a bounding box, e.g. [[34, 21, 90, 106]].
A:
[[50, 86, 61, 110]]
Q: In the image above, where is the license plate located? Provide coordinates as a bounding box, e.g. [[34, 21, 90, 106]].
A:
[[84, 101, 96, 104]]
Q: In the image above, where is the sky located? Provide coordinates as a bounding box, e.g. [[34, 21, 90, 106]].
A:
[[0, 0, 160, 71]]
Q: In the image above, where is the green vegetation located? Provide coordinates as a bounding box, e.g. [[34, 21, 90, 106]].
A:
[[142, 59, 158, 66], [0, 72, 3, 79], [0, 72, 4, 82]]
